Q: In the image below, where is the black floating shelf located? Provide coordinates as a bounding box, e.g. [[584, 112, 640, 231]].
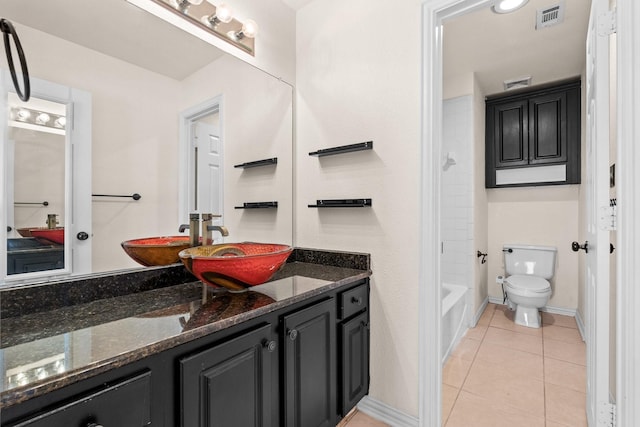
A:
[[309, 141, 373, 157], [308, 199, 372, 208], [234, 158, 278, 168], [235, 201, 278, 209]]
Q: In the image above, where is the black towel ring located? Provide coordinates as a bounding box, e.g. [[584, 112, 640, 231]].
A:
[[0, 19, 30, 102]]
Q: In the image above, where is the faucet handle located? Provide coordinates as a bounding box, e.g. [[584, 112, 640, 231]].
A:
[[189, 213, 200, 220]]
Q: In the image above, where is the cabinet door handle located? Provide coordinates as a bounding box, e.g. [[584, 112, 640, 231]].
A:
[[288, 329, 298, 341], [263, 340, 277, 352], [351, 296, 363, 306], [361, 321, 370, 330]]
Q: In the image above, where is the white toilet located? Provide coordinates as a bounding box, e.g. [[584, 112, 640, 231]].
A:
[[502, 244, 557, 328]]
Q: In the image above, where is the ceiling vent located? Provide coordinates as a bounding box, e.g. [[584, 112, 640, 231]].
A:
[[504, 76, 532, 91], [536, 2, 565, 29]]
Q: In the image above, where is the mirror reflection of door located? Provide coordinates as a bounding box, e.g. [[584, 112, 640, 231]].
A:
[[192, 110, 223, 223], [7, 94, 66, 275]]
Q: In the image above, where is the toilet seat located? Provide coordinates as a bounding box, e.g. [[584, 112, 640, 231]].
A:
[[504, 275, 551, 297]]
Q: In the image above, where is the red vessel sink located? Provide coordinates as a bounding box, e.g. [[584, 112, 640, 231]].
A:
[[179, 243, 293, 291], [121, 236, 192, 266], [30, 228, 65, 245]]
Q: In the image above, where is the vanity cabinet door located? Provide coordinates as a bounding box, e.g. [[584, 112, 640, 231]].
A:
[[180, 323, 275, 427], [7, 371, 151, 427], [283, 298, 336, 427], [339, 310, 370, 416]]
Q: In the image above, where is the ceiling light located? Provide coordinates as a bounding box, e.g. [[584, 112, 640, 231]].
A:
[[492, 0, 529, 14]]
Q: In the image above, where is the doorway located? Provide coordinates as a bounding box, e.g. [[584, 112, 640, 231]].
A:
[[419, 0, 618, 426]]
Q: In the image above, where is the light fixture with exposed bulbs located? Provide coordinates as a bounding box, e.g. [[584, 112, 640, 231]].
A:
[[127, 0, 258, 55], [9, 106, 66, 133]]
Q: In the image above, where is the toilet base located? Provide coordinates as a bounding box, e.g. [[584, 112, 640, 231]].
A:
[[514, 305, 542, 328]]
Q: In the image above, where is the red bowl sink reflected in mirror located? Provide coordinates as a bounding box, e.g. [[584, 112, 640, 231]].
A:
[[121, 236, 192, 266], [30, 228, 65, 245], [178, 243, 293, 291]]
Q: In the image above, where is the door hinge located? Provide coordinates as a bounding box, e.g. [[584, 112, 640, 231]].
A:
[[599, 200, 617, 231], [598, 401, 616, 427], [598, 8, 616, 36]]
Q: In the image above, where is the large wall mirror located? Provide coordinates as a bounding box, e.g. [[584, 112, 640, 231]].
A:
[[0, 0, 293, 286]]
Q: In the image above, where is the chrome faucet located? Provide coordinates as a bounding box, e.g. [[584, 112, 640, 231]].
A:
[[178, 213, 201, 247], [201, 213, 227, 245]]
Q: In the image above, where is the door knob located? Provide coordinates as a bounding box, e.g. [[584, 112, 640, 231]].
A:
[[610, 243, 615, 254], [571, 241, 589, 253], [77, 231, 89, 240]]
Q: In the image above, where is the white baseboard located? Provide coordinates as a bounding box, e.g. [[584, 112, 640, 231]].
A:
[[471, 296, 489, 327], [575, 309, 586, 341], [357, 396, 419, 427]]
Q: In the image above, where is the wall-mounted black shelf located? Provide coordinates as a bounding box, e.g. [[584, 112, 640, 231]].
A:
[[309, 141, 373, 157], [308, 199, 372, 208], [234, 158, 278, 168], [235, 201, 278, 209]]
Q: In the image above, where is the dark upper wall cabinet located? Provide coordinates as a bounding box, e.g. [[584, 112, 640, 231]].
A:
[[486, 79, 581, 188]]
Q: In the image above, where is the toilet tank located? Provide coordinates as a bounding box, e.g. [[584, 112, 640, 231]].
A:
[[503, 244, 557, 279]]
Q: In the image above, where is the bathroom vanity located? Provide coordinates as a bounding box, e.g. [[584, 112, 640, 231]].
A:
[[0, 249, 370, 427]]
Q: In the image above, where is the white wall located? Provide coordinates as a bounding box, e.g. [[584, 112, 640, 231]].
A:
[[295, 0, 422, 417], [441, 96, 474, 292], [487, 186, 581, 309], [472, 77, 489, 318]]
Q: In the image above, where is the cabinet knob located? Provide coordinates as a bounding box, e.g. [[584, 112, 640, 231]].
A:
[[87, 423, 104, 427], [351, 296, 363, 306], [263, 340, 277, 352], [288, 329, 298, 341]]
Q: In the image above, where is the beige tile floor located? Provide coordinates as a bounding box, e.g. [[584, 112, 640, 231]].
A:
[[338, 304, 585, 427], [443, 303, 587, 427]]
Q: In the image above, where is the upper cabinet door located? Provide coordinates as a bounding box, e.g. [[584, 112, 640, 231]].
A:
[[493, 99, 529, 168], [528, 91, 568, 165]]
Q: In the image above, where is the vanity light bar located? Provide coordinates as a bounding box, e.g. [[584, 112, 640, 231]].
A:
[[130, 0, 256, 56], [9, 107, 66, 133]]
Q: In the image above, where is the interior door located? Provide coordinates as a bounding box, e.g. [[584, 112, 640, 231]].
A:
[[585, 0, 612, 425]]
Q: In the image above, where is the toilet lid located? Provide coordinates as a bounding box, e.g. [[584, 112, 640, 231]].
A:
[[504, 275, 550, 293]]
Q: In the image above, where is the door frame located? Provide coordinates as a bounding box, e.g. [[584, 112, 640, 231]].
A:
[[614, 1, 640, 425], [419, 1, 640, 426], [178, 95, 224, 225]]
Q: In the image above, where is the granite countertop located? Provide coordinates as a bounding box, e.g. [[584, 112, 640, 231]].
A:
[[0, 248, 370, 409]]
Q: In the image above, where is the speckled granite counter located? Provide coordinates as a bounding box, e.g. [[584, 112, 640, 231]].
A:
[[0, 248, 370, 409]]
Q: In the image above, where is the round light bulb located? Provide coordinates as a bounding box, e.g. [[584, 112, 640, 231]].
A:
[[241, 19, 258, 38], [216, 3, 233, 24], [54, 117, 67, 128], [36, 113, 51, 125], [187, 0, 203, 5], [16, 109, 30, 121]]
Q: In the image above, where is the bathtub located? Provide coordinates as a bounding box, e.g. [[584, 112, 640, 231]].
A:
[[441, 283, 468, 363]]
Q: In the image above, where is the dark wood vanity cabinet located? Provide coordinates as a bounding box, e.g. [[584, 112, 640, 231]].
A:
[[6, 371, 152, 427], [485, 79, 581, 188], [337, 283, 370, 417], [180, 323, 275, 427], [2, 280, 370, 427], [283, 298, 336, 427]]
